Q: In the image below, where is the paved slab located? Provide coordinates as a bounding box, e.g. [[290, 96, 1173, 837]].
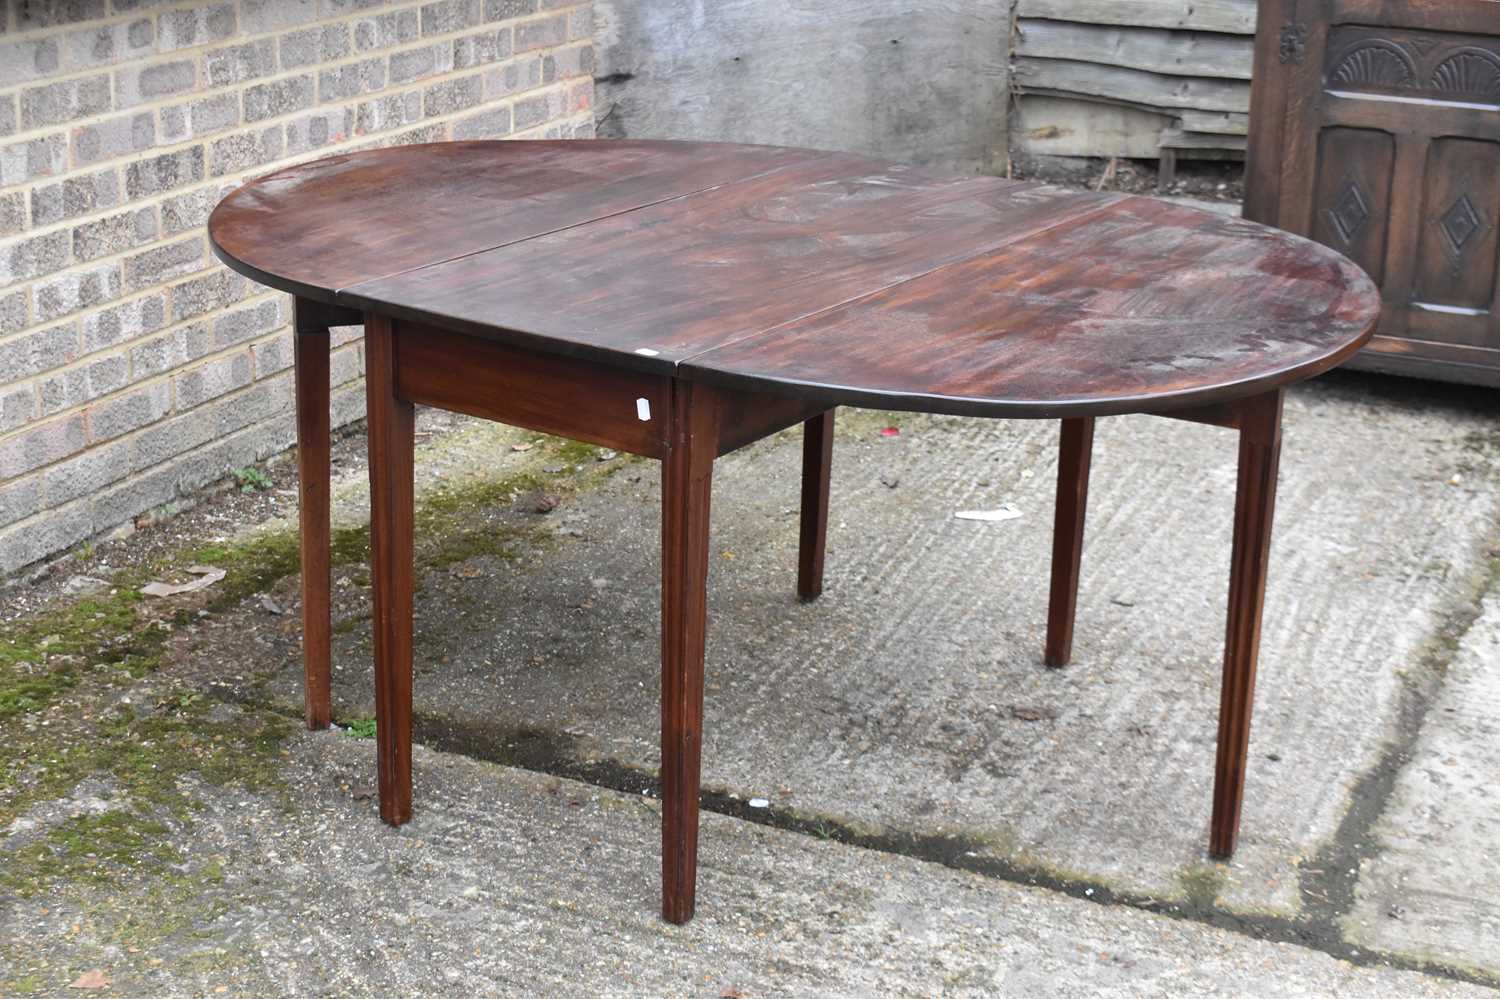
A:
[[258, 371, 1500, 931], [1345, 586, 1500, 976], [2, 723, 1492, 997]]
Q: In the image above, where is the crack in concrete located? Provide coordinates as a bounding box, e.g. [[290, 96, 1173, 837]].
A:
[[395, 710, 1500, 992]]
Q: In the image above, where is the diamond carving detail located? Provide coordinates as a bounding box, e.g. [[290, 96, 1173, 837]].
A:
[[1439, 194, 1484, 257], [1328, 180, 1371, 246]]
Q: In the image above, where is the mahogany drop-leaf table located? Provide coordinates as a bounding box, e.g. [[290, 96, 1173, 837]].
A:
[[209, 140, 1380, 924]]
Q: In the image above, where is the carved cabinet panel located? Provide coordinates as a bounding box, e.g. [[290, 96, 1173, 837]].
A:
[[1245, 0, 1500, 386]]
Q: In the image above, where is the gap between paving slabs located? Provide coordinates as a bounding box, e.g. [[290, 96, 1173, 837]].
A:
[[5, 390, 1500, 993]]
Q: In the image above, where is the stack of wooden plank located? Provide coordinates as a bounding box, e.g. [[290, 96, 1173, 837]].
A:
[[1011, 0, 1255, 173]]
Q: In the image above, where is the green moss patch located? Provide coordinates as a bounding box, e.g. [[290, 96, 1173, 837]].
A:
[[0, 585, 164, 722], [2, 697, 290, 896]]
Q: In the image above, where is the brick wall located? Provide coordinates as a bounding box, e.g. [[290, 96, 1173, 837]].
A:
[[0, 0, 596, 576]]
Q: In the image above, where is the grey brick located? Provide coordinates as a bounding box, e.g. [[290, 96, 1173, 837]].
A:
[[70, 111, 156, 168], [0, 321, 79, 381], [514, 88, 566, 130], [110, 0, 177, 15], [73, 206, 158, 262], [320, 0, 389, 14], [330, 380, 365, 423], [82, 293, 166, 353], [423, 74, 483, 117], [87, 379, 170, 442], [548, 112, 591, 139], [483, 55, 540, 99], [0, 471, 42, 526], [354, 91, 422, 134], [240, 0, 318, 36], [123, 146, 204, 199], [0, 98, 17, 139], [130, 322, 211, 378], [390, 42, 454, 84], [89, 464, 179, 537], [204, 39, 276, 87], [484, 0, 536, 19], [251, 331, 293, 377], [0, 499, 94, 573], [40, 438, 130, 507], [34, 263, 123, 322], [208, 125, 284, 177], [0, 290, 28, 337], [63, 17, 157, 69], [115, 59, 196, 108], [317, 57, 386, 102], [243, 74, 315, 122], [0, 134, 67, 186], [422, 0, 480, 36], [211, 298, 281, 349], [0, 382, 37, 434], [29, 168, 120, 227], [20, 74, 111, 129], [454, 26, 512, 68], [352, 9, 419, 52], [216, 374, 291, 436], [0, 413, 86, 479], [131, 405, 214, 470], [451, 104, 511, 140], [0, 230, 70, 285], [160, 92, 240, 142], [330, 341, 363, 384], [169, 266, 247, 322], [285, 107, 353, 153], [158, 2, 236, 52], [39, 353, 129, 418], [192, 92, 240, 133], [123, 236, 204, 291], [280, 23, 350, 68], [0, 37, 62, 89], [568, 5, 591, 41], [516, 14, 566, 52], [365, 121, 448, 149], [159, 185, 227, 236], [15, 1, 107, 30], [543, 42, 592, 82], [0, 193, 23, 237], [175, 351, 252, 410]]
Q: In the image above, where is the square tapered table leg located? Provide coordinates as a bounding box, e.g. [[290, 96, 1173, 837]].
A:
[[292, 298, 334, 730], [1045, 416, 1095, 668], [364, 313, 416, 827], [797, 409, 835, 601], [1210, 389, 1284, 858], [659, 379, 722, 924]]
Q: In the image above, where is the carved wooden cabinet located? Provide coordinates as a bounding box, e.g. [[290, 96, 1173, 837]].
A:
[[1244, 0, 1500, 386]]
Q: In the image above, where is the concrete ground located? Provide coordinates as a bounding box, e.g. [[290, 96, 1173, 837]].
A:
[[1, 364, 1497, 997]]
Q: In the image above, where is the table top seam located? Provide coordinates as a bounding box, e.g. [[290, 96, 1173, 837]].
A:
[[332, 149, 849, 302]]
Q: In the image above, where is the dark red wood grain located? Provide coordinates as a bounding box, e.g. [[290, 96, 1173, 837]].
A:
[[209, 140, 836, 303], [292, 302, 332, 730], [682, 198, 1380, 417], [209, 140, 1379, 415], [660, 380, 721, 924], [365, 313, 415, 827]]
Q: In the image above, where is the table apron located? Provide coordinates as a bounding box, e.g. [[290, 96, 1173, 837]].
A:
[[386, 315, 831, 461], [391, 317, 673, 458]]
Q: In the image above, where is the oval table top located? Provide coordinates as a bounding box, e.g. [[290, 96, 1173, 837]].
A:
[[209, 139, 1381, 418]]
